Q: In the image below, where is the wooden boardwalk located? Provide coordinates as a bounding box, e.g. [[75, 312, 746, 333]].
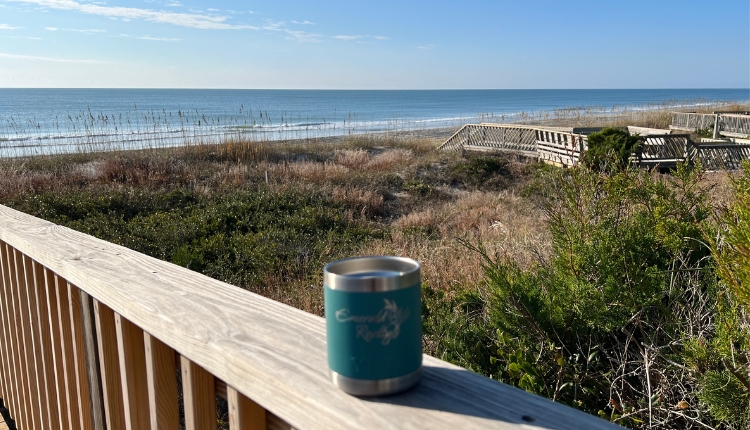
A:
[[671, 111, 750, 138], [440, 122, 750, 171], [439, 123, 692, 170]]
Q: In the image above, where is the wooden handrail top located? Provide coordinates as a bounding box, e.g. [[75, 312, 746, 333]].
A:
[[0, 204, 616, 429], [474, 123, 594, 136], [717, 113, 750, 118]]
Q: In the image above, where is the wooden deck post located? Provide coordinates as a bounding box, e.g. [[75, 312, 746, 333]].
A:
[[713, 114, 720, 139], [80, 291, 106, 430]]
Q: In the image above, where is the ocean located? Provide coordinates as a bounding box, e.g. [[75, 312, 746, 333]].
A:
[[1, 88, 748, 157]]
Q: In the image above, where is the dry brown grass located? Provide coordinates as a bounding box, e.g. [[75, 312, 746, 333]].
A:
[[266, 160, 350, 184], [361, 189, 550, 291], [99, 155, 193, 186], [331, 186, 385, 217], [179, 138, 270, 164], [703, 170, 739, 209], [334, 149, 370, 168], [364, 149, 413, 171]]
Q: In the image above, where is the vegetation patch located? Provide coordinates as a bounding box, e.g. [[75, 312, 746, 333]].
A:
[[449, 155, 513, 189], [580, 127, 640, 171]]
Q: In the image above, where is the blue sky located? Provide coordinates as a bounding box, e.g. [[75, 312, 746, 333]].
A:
[[0, 0, 748, 89]]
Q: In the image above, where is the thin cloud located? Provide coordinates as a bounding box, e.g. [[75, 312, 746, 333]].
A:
[[118, 33, 181, 41], [1, 35, 42, 39], [8, 0, 258, 30], [334, 35, 365, 41], [291, 20, 314, 25], [334, 34, 389, 42], [262, 20, 285, 31], [285, 29, 321, 42], [262, 20, 320, 42], [0, 52, 111, 63], [136, 35, 180, 41], [417, 44, 434, 50], [45, 26, 106, 34], [0, 23, 23, 30]]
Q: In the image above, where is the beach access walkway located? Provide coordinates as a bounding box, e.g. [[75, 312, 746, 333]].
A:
[[439, 112, 750, 171]]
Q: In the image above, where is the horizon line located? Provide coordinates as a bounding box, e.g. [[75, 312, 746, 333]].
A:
[[1, 87, 749, 91]]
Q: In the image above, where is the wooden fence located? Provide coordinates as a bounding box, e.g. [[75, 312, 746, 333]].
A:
[[671, 112, 750, 138], [438, 124, 539, 154], [0, 204, 616, 430], [670, 112, 716, 131], [440, 123, 697, 170], [693, 143, 750, 171], [636, 135, 691, 169], [721, 114, 750, 137], [535, 129, 586, 167]]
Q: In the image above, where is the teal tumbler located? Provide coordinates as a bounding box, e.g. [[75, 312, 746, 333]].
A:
[[324, 256, 422, 396]]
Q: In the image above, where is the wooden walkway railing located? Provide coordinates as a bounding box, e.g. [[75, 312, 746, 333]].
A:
[[671, 112, 750, 138], [0, 204, 617, 430], [721, 114, 750, 137], [670, 112, 716, 132], [693, 143, 750, 171], [439, 123, 700, 170], [438, 124, 539, 153]]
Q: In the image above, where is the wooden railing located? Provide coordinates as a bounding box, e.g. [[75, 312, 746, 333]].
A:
[[671, 112, 750, 138], [636, 135, 691, 167], [439, 123, 703, 170], [721, 114, 750, 137], [0, 204, 616, 430], [535, 129, 587, 167], [693, 143, 750, 171], [670, 112, 716, 131], [438, 124, 539, 153]]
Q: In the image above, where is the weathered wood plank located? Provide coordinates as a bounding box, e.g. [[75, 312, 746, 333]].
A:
[[67, 283, 96, 430], [31, 261, 61, 430], [0, 242, 18, 427], [228, 386, 267, 430], [181, 356, 216, 430], [0, 204, 619, 429], [144, 332, 180, 430], [45, 269, 74, 429], [115, 313, 151, 430], [2, 243, 30, 430], [78, 289, 105, 430], [94, 299, 127, 430], [44, 269, 71, 430], [53, 275, 78, 430], [13, 250, 42, 430]]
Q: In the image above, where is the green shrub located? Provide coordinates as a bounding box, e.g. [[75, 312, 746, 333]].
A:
[[714, 160, 750, 307], [478, 163, 718, 427], [691, 160, 750, 428], [450, 156, 511, 189], [695, 127, 714, 139], [5, 185, 382, 293], [581, 128, 640, 171]]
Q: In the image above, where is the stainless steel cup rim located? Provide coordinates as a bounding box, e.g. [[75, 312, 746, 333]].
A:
[[324, 256, 420, 292]]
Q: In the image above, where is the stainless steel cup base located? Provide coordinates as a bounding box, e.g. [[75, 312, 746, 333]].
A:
[[330, 367, 422, 396]]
